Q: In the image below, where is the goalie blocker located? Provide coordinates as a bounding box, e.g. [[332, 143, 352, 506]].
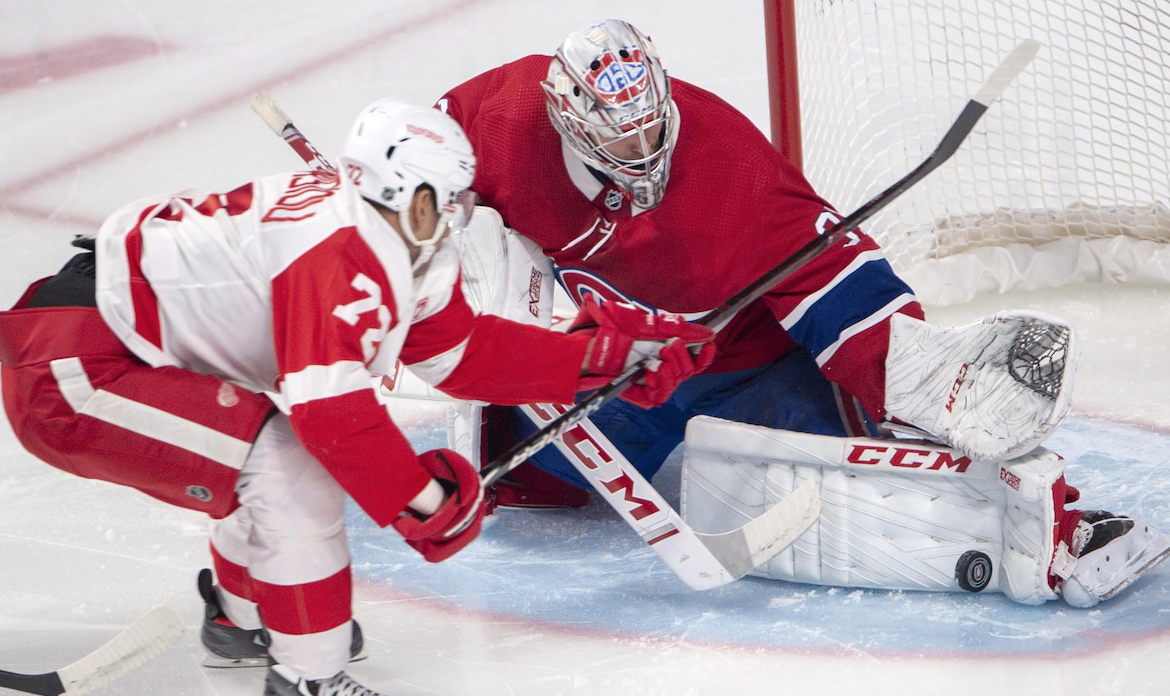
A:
[[680, 415, 1170, 607]]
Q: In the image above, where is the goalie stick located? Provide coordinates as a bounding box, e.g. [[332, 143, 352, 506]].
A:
[[0, 605, 185, 696], [249, 39, 1036, 586], [518, 403, 821, 588]]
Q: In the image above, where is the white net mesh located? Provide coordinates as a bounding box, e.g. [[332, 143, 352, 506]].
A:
[[791, 0, 1170, 304]]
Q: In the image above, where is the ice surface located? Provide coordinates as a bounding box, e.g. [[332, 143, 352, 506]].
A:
[[2, 2, 1169, 695]]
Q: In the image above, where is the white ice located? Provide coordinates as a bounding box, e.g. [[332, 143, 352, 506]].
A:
[[2, 2, 1169, 695]]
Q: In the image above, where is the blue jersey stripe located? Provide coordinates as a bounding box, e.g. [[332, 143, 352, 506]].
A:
[[786, 257, 916, 359]]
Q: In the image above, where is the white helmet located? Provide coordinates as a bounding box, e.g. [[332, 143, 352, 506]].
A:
[[540, 19, 677, 209], [338, 100, 476, 261]]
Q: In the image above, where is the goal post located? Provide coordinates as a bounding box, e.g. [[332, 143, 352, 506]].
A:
[[763, 0, 802, 171], [763, 0, 1170, 305]]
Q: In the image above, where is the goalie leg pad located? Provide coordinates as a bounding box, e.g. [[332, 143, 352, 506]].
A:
[[681, 416, 1069, 603], [997, 449, 1064, 604], [446, 400, 484, 467], [446, 402, 591, 509], [883, 311, 1077, 461]]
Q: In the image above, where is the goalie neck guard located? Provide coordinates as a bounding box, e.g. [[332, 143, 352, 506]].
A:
[[338, 100, 476, 265], [541, 19, 678, 210]]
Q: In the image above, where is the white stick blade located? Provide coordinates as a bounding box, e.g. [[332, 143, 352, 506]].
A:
[[56, 606, 185, 696], [695, 477, 821, 579], [743, 477, 821, 569], [972, 39, 1041, 107], [250, 92, 293, 135]]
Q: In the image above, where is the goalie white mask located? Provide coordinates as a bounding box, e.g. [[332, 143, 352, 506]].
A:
[[541, 19, 678, 210], [338, 100, 476, 268]]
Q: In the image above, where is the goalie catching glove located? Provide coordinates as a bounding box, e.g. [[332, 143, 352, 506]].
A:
[[393, 449, 486, 563], [883, 311, 1077, 461], [572, 300, 716, 408]]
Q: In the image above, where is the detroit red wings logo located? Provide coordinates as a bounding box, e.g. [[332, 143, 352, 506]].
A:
[[262, 170, 339, 223], [586, 48, 649, 108]]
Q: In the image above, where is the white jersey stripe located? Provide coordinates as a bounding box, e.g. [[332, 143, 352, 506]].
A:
[[406, 336, 470, 387], [49, 357, 253, 470], [280, 361, 375, 409], [780, 248, 888, 331]]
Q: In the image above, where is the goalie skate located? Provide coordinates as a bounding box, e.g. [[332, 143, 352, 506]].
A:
[[1058, 511, 1170, 608], [884, 311, 1077, 461]]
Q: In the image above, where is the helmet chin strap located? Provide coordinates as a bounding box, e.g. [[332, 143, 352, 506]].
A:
[[398, 209, 443, 271], [411, 244, 437, 272]]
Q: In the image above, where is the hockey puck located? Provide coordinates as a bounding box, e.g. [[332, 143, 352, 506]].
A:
[[955, 550, 993, 592]]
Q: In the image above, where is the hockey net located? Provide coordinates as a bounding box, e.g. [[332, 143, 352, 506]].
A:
[[770, 0, 1170, 305]]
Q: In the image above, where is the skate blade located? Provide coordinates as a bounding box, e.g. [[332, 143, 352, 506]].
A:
[[201, 651, 367, 669], [1101, 543, 1170, 602], [201, 654, 268, 669]]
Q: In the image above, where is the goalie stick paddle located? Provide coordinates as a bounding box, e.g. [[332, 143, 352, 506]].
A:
[[518, 403, 821, 589], [0, 605, 185, 696]]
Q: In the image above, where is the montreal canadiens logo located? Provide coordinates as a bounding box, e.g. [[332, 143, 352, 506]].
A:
[[556, 268, 655, 313], [588, 49, 649, 107]]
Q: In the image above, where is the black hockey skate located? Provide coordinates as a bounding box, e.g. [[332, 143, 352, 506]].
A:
[[264, 662, 388, 696], [198, 568, 365, 668]]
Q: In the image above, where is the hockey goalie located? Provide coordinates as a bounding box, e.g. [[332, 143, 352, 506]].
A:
[[426, 200, 1168, 609], [409, 17, 1170, 608]]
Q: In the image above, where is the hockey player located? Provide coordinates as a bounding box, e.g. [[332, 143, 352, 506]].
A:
[[0, 100, 713, 696], [433, 19, 1169, 607]]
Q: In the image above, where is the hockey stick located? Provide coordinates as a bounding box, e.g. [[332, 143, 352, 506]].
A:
[[0, 606, 185, 696], [251, 93, 334, 172], [254, 36, 1038, 480], [480, 39, 1041, 486]]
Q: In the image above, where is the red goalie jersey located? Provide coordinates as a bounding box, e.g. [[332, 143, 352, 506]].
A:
[[438, 55, 925, 420]]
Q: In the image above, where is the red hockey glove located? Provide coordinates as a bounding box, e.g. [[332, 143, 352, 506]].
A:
[[573, 301, 716, 408], [392, 449, 486, 563]]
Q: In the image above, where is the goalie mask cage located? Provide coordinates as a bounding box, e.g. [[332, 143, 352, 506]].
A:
[[764, 0, 1170, 305]]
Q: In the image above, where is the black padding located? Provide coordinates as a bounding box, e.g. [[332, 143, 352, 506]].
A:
[[26, 252, 97, 308]]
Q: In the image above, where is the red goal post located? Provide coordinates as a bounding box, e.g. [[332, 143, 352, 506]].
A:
[[763, 0, 1170, 305]]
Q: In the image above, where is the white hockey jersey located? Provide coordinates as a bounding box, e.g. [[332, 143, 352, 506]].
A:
[[94, 169, 588, 525]]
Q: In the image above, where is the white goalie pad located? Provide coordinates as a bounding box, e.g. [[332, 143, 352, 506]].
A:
[[883, 311, 1078, 462], [447, 400, 484, 466], [439, 207, 556, 465], [680, 416, 1063, 603], [380, 206, 555, 403]]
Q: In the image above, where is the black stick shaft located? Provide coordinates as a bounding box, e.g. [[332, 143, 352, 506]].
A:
[[0, 669, 66, 696]]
